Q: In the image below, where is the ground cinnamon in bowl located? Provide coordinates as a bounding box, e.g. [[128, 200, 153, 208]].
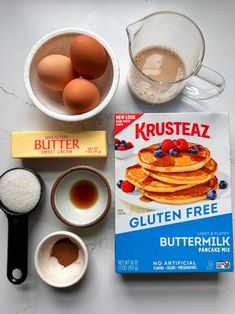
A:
[[51, 238, 79, 267], [35, 231, 88, 288]]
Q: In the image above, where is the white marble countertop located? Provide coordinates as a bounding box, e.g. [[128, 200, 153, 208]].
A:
[[0, 0, 235, 313]]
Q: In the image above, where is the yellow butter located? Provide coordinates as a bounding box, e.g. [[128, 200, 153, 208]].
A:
[[11, 131, 107, 158]]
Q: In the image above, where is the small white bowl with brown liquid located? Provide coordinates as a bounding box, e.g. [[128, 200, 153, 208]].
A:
[[51, 166, 111, 227]]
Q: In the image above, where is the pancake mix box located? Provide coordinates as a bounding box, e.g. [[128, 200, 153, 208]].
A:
[[114, 113, 234, 273]]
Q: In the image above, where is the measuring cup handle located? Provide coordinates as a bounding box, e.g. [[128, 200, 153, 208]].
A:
[[183, 65, 226, 100], [7, 214, 29, 284]]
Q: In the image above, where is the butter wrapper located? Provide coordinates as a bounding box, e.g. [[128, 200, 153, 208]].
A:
[[11, 131, 107, 158]]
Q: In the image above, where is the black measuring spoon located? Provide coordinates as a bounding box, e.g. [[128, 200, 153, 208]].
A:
[[0, 167, 45, 284]]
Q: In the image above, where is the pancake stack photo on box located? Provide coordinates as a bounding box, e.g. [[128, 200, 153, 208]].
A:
[[114, 113, 233, 273], [126, 140, 218, 204]]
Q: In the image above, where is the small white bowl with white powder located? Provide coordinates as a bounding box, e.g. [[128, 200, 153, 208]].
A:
[[35, 231, 88, 288]]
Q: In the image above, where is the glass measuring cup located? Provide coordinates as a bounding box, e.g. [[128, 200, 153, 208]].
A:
[[127, 11, 225, 104], [0, 168, 44, 284]]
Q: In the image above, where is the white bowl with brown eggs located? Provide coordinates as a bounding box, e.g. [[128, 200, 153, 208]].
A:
[[24, 28, 119, 122]]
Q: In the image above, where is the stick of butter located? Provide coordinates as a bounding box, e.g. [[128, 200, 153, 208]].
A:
[[11, 131, 107, 158]]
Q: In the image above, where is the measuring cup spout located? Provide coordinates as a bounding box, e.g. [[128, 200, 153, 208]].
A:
[[126, 19, 143, 43]]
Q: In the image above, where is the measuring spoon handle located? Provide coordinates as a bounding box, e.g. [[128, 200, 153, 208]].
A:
[[7, 214, 29, 284]]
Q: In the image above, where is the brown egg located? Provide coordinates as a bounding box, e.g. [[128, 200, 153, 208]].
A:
[[70, 35, 108, 79], [63, 78, 100, 114], [37, 54, 76, 91]]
